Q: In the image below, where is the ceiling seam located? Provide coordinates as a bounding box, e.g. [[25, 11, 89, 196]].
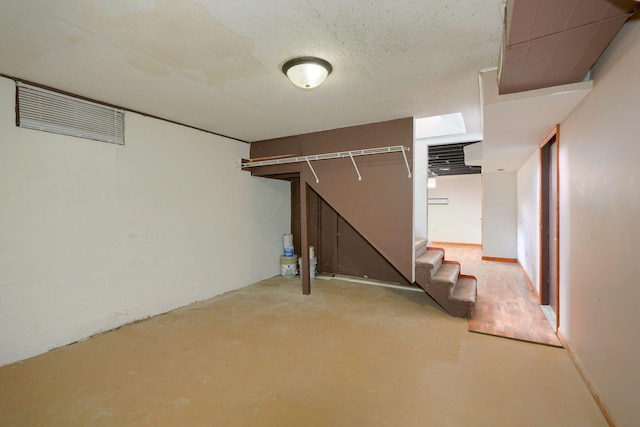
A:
[[0, 72, 248, 144]]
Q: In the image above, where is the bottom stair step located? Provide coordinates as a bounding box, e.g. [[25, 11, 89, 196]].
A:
[[450, 277, 477, 305]]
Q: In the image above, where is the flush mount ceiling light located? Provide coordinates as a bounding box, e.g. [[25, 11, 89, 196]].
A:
[[282, 57, 332, 89]]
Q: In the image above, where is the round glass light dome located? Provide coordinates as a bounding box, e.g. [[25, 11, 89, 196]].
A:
[[282, 57, 332, 89]]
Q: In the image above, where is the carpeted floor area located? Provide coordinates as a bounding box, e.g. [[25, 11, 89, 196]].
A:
[[0, 276, 603, 426]]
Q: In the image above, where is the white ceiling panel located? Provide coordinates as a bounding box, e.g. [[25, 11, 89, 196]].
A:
[[0, 0, 506, 142]]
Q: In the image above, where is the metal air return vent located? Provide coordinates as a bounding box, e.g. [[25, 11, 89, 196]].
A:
[[17, 82, 125, 145]]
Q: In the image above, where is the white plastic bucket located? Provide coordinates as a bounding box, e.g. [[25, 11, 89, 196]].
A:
[[298, 257, 317, 280], [283, 234, 294, 257], [280, 255, 298, 277]]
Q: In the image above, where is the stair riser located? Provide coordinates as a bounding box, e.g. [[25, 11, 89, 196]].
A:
[[451, 277, 477, 305], [430, 258, 443, 276], [414, 239, 428, 259], [415, 274, 473, 318], [432, 264, 459, 287]]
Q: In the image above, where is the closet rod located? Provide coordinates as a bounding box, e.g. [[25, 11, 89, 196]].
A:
[[241, 145, 410, 168]]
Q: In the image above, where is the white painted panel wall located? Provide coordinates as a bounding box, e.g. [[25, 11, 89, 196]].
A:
[[413, 139, 427, 240], [516, 150, 540, 293], [482, 172, 517, 258], [428, 174, 482, 244], [413, 138, 427, 283], [0, 76, 290, 366], [556, 20, 640, 427]]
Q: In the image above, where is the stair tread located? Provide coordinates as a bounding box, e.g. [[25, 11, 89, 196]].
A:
[[416, 249, 443, 266], [414, 238, 428, 258], [414, 238, 428, 247], [451, 277, 477, 304], [432, 263, 460, 285]]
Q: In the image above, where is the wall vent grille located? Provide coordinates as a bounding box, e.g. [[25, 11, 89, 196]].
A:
[[17, 82, 125, 145]]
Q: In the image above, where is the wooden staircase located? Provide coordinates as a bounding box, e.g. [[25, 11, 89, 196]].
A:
[[414, 240, 477, 318]]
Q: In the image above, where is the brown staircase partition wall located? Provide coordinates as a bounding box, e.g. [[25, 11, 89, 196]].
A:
[[291, 182, 413, 287], [249, 118, 414, 282]]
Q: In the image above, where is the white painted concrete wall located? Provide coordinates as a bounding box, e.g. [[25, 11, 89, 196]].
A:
[[482, 172, 517, 258], [516, 150, 540, 293], [428, 174, 482, 244], [0, 76, 290, 366], [555, 20, 640, 427]]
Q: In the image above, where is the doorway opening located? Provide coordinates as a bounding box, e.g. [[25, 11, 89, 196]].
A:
[[540, 126, 559, 332]]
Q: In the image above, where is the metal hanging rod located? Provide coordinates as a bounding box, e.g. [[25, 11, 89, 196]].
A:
[[241, 145, 410, 167], [241, 145, 412, 183]]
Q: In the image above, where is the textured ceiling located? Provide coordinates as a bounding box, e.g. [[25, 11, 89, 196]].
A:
[[0, 0, 505, 142]]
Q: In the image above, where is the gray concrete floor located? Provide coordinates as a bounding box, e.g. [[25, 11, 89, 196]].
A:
[[0, 276, 606, 426]]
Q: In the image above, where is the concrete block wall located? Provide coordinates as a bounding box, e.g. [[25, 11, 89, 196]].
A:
[[0, 76, 290, 365]]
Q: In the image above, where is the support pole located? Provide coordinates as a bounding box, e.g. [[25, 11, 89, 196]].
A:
[[300, 179, 311, 295]]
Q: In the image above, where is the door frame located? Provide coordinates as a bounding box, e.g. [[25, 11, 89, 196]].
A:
[[539, 125, 560, 331]]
